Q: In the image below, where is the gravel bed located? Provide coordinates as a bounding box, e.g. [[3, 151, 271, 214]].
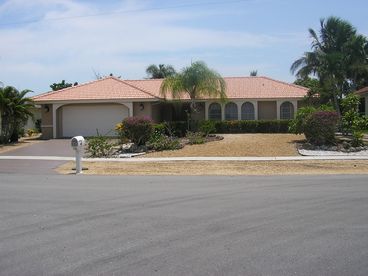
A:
[[298, 148, 368, 156]]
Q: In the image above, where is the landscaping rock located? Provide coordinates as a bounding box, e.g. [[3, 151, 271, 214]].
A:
[[122, 143, 134, 150], [303, 142, 314, 150], [118, 152, 146, 158], [321, 145, 328, 151], [342, 141, 351, 149]]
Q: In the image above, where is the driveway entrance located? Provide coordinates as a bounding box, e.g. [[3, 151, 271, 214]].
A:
[[0, 139, 77, 174], [0, 139, 75, 157]]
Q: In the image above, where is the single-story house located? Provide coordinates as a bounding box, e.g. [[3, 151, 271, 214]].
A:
[[356, 86, 368, 115], [24, 106, 42, 131], [33, 76, 309, 139]]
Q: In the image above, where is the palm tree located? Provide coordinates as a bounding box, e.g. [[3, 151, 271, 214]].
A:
[[290, 16, 368, 116], [50, 80, 73, 91], [250, 70, 258, 76], [0, 86, 34, 143], [160, 61, 227, 112], [146, 64, 176, 79]]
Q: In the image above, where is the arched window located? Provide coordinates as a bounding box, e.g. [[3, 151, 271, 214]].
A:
[[225, 102, 238, 120], [208, 103, 222, 120], [280, 102, 294, 119], [241, 102, 255, 120]]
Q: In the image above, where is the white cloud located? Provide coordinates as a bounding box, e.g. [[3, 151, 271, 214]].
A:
[[0, 0, 303, 92]]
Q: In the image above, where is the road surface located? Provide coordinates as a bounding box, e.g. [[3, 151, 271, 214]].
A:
[[0, 174, 367, 275]]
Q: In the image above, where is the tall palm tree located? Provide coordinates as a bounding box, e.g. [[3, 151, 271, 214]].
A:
[[290, 16, 368, 116], [0, 86, 34, 143], [160, 61, 227, 112], [146, 64, 176, 79]]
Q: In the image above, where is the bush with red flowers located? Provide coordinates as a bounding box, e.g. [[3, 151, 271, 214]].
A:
[[122, 116, 153, 145], [304, 111, 339, 145]]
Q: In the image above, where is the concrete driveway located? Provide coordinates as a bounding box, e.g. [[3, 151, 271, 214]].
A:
[[0, 139, 75, 174], [0, 139, 75, 157]]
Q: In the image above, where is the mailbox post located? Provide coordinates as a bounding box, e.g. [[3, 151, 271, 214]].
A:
[[71, 136, 85, 174]]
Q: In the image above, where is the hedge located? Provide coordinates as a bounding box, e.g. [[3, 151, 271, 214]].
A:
[[154, 120, 291, 135], [214, 120, 291, 133]]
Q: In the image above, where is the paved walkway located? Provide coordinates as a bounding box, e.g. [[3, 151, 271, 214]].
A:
[[1, 155, 368, 161]]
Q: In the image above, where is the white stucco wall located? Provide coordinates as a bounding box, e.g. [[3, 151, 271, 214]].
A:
[[24, 108, 42, 130]]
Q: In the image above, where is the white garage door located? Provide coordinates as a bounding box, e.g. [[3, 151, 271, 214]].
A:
[[62, 104, 129, 137]]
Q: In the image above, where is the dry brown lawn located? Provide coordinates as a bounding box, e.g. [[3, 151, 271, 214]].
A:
[[142, 134, 305, 157], [57, 134, 368, 175], [57, 160, 368, 175]]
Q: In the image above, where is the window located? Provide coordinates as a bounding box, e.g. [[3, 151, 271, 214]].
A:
[[225, 102, 238, 120], [208, 103, 222, 120], [241, 102, 255, 120], [280, 102, 294, 119]]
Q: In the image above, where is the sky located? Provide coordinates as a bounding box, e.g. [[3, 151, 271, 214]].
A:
[[0, 0, 367, 95]]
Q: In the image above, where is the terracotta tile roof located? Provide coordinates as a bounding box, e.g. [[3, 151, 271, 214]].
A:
[[223, 76, 308, 99], [33, 77, 159, 102], [126, 76, 308, 100], [356, 86, 368, 95], [33, 76, 308, 102]]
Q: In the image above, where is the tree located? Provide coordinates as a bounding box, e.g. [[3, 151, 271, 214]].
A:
[[340, 94, 368, 144], [250, 70, 258, 76], [290, 16, 368, 116], [0, 86, 35, 143], [146, 64, 176, 79], [160, 61, 227, 112], [93, 70, 121, 80], [50, 80, 76, 91], [294, 77, 321, 95], [294, 77, 328, 105]]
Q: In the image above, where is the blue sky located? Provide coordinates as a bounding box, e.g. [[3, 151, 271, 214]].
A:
[[0, 0, 366, 94]]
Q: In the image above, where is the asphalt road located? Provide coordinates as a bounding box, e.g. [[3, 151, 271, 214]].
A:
[[0, 174, 367, 276]]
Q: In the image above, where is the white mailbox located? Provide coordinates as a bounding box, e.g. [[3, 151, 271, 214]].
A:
[[71, 136, 85, 150], [71, 136, 85, 174]]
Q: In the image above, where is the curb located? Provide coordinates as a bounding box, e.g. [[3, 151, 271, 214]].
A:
[[1, 155, 368, 162]]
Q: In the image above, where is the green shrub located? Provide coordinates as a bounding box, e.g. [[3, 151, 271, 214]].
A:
[[153, 120, 291, 136], [114, 123, 128, 144], [341, 94, 368, 146], [186, 131, 205, 144], [352, 131, 364, 147], [16, 128, 25, 138], [341, 94, 361, 135], [153, 121, 201, 137], [86, 134, 114, 157], [199, 120, 216, 136], [26, 128, 39, 137], [147, 131, 182, 151], [152, 123, 167, 135], [289, 106, 316, 134], [304, 111, 338, 145], [123, 116, 153, 145], [35, 119, 42, 133], [213, 120, 291, 133], [167, 121, 188, 137]]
